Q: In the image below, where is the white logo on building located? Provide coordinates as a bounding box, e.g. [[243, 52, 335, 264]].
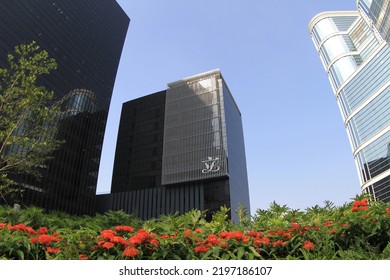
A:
[[202, 157, 220, 173]]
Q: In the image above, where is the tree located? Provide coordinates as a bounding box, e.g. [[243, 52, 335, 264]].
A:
[[0, 41, 62, 202]]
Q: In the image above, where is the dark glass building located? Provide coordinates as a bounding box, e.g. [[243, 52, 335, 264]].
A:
[[0, 0, 130, 214], [99, 70, 250, 222]]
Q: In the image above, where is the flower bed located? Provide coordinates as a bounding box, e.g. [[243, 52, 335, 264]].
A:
[[1, 197, 389, 260]]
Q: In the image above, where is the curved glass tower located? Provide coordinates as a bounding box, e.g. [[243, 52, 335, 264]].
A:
[[309, 2, 390, 203]]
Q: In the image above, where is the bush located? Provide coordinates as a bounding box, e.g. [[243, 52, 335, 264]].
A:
[[0, 195, 389, 260]]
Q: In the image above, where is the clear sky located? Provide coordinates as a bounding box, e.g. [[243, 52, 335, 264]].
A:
[[96, 0, 361, 214]]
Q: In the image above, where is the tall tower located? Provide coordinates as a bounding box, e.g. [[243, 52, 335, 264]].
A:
[[104, 70, 250, 222], [309, 2, 390, 203], [0, 0, 130, 214], [358, 0, 390, 43]]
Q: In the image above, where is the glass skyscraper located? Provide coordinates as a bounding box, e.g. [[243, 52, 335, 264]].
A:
[[358, 0, 390, 43], [309, 1, 390, 203], [101, 70, 250, 222], [0, 0, 129, 214]]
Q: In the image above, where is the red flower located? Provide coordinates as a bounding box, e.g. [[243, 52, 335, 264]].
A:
[[46, 247, 61, 254], [194, 245, 209, 253], [79, 254, 89, 260], [220, 242, 228, 249], [102, 242, 115, 249], [272, 240, 286, 247], [184, 229, 192, 236], [361, 206, 369, 211], [313, 225, 321, 231], [360, 199, 368, 206], [248, 231, 258, 238], [137, 229, 151, 242], [352, 207, 359, 212], [37, 234, 58, 246], [115, 225, 134, 233], [324, 221, 333, 227], [149, 239, 159, 246], [195, 228, 202, 233], [160, 234, 169, 239], [38, 227, 49, 235], [99, 229, 116, 239], [110, 236, 127, 246], [303, 240, 315, 251], [123, 246, 140, 258], [0, 223, 6, 229], [219, 232, 229, 239], [291, 223, 300, 230], [129, 236, 142, 246], [206, 234, 221, 246], [261, 237, 270, 246], [353, 200, 362, 207]]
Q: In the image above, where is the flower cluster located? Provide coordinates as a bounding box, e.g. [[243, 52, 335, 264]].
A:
[[0, 197, 389, 260], [352, 199, 369, 212], [1, 223, 62, 257], [96, 227, 159, 259]]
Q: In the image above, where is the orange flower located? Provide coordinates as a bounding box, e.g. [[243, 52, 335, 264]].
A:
[[129, 236, 142, 246], [194, 245, 209, 253], [149, 239, 159, 246], [313, 225, 321, 231], [46, 247, 61, 254], [110, 236, 127, 246], [324, 221, 333, 227], [206, 234, 221, 246], [253, 239, 263, 247], [123, 246, 140, 258], [37, 234, 59, 246], [79, 254, 89, 260], [99, 229, 116, 239], [38, 227, 49, 235], [248, 231, 258, 238], [272, 240, 286, 247], [115, 225, 134, 232], [261, 237, 270, 246], [291, 223, 300, 230], [102, 242, 115, 249], [303, 240, 315, 251]]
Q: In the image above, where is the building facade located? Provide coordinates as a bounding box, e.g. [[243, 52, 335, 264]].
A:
[[0, 0, 129, 214], [358, 0, 390, 43], [100, 70, 250, 222], [309, 1, 390, 203]]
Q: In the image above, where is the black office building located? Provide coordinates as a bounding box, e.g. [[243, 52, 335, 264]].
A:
[[100, 70, 250, 222], [0, 0, 129, 214]]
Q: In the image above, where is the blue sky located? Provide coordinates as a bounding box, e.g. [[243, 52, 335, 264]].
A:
[[96, 0, 361, 214]]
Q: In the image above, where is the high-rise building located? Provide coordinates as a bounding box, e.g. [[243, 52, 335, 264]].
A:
[[99, 70, 250, 222], [309, 1, 390, 203], [0, 0, 130, 214], [358, 0, 390, 43]]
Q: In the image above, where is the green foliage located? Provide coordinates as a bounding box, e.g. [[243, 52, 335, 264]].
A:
[[0, 41, 61, 201], [0, 196, 389, 260]]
